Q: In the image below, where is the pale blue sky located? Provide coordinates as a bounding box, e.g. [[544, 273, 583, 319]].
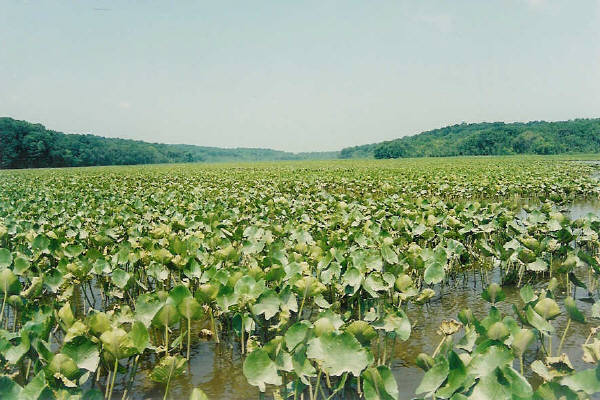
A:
[[1, 0, 599, 152]]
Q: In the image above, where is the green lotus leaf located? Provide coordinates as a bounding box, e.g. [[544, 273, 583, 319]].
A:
[[313, 318, 335, 337], [525, 306, 555, 335], [12, 256, 30, 275], [62, 336, 100, 372], [564, 297, 586, 324], [0, 269, 21, 294], [64, 244, 83, 258], [415, 353, 435, 371], [150, 355, 187, 383], [43, 269, 64, 293], [32, 235, 50, 253], [99, 328, 136, 360], [415, 288, 435, 304], [346, 320, 377, 346], [533, 382, 578, 400], [234, 276, 265, 304], [511, 329, 535, 357], [520, 285, 537, 304], [560, 365, 600, 395], [534, 298, 561, 320], [468, 345, 513, 378], [152, 303, 179, 328], [487, 322, 509, 341], [48, 353, 79, 379], [178, 297, 203, 320], [129, 321, 149, 354], [362, 273, 389, 297], [456, 327, 477, 353], [58, 302, 75, 328], [342, 267, 363, 291], [242, 348, 282, 392], [20, 370, 47, 400], [284, 321, 312, 351], [293, 276, 325, 298], [394, 274, 413, 292], [362, 365, 399, 400], [436, 351, 467, 398], [0, 248, 13, 269], [0, 376, 21, 400], [111, 268, 131, 290], [502, 365, 533, 397], [87, 311, 111, 335], [291, 344, 317, 380], [135, 294, 164, 327], [381, 245, 398, 265], [373, 310, 411, 341], [168, 284, 192, 306], [457, 308, 474, 326], [251, 290, 281, 321], [482, 283, 505, 304], [528, 258, 548, 272], [189, 388, 209, 400], [196, 283, 219, 304], [3, 331, 30, 364], [468, 370, 511, 400], [306, 331, 373, 376], [415, 358, 449, 395], [423, 260, 444, 285]]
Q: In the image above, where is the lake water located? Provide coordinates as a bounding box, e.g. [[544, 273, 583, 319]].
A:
[[106, 198, 600, 400]]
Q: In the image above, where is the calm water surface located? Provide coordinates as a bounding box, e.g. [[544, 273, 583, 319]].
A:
[[108, 199, 600, 399]]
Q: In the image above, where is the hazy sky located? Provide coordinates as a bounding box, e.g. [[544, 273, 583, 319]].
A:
[[1, 1, 599, 152]]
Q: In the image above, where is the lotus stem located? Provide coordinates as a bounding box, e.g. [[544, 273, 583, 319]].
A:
[[164, 323, 169, 356], [298, 284, 309, 319], [557, 318, 571, 355], [381, 336, 388, 365], [312, 370, 322, 400], [432, 336, 446, 358], [108, 358, 118, 400], [187, 317, 191, 360], [519, 355, 524, 375], [123, 355, 140, 400], [282, 373, 288, 399], [585, 329, 594, 345], [25, 358, 31, 380], [179, 318, 183, 352], [0, 291, 7, 325], [325, 373, 346, 400], [163, 357, 176, 400], [209, 308, 219, 343], [105, 368, 111, 399], [241, 316, 245, 354]]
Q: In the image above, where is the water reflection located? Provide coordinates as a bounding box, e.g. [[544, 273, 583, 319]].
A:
[[105, 273, 598, 400]]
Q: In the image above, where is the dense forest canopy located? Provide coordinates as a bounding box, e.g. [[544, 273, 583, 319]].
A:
[[340, 119, 600, 159], [2, 117, 600, 169], [0, 118, 338, 169]]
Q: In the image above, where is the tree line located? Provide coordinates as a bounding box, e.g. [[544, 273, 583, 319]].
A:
[[0, 118, 337, 169], [340, 119, 600, 159]]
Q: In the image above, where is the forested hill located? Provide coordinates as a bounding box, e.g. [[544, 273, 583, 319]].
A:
[[0, 118, 338, 169], [4, 117, 600, 169], [340, 119, 600, 159]]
